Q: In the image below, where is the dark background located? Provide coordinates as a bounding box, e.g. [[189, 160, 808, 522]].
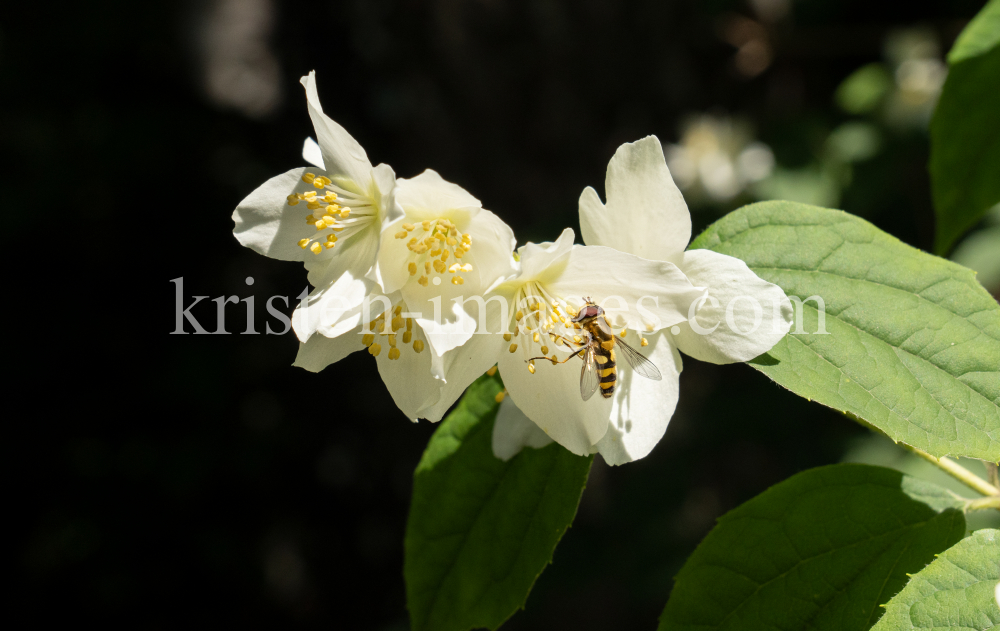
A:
[[4, 0, 992, 628]]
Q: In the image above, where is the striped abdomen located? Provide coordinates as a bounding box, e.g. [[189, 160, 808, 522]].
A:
[[596, 340, 617, 398]]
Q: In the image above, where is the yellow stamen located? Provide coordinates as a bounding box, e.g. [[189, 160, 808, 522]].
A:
[[541, 346, 549, 354], [451, 276, 463, 285], [641, 337, 648, 346], [302, 173, 315, 184], [486, 366, 497, 377], [309, 242, 322, 254], [528, 361, 535, 374], [286, 194, 299, 206], [298, 238, 310, 249], [495, 390, 506, 403], [408, 262, 417, 276], [388, 347, 401, 360], [402, 331, 412, 344], [509, 343, 518, 353], [413, 340, 425, 353], [362, 334, 374, 346], [418, 276, 429, 287], [503, 333, 511, 342], [369, 342, 381, 357]]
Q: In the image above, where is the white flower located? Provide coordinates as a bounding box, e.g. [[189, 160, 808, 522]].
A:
[[375, 170, 518, 376], [294, 170, 517, 423], [494, 135, 792, 465], [233, 70, 395, 346], [488, 228, 706, 459]]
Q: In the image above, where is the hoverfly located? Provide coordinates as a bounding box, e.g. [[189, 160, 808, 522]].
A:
[[529, 299, 662, 400]]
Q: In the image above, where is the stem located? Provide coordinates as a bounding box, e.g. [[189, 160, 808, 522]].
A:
[[902, 444, 1000, 497], [965, 496, 1000, 511]]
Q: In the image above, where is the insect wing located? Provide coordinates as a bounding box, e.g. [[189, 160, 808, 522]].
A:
[[615, 338, 662, 381], [580, 345, 600, 401]]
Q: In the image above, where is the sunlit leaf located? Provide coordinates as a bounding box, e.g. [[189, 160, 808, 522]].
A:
[[690, 201, 1000, 461], [404, 376, 593, 631], [871, 528, 1000, 631], [658, 464, 967, 631]]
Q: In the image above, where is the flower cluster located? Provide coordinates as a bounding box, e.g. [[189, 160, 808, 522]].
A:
[[233, 72, 793, 464]]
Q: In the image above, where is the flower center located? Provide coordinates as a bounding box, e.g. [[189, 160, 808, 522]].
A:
[[288, 172, 378, 255], [394, 218, 473, 287], [506, 283, 647, 374], [505, 282, 583, 373], [361, 302, 425, 360]]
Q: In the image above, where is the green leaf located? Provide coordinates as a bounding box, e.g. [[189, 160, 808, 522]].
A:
[[947, 0, 1000, 64], [871, 528, 1000, 631], [690, 201, 1000, 461], [930, 0, 1000, 254], [658, 464, 967, 631], [404, 376, 593, 631]]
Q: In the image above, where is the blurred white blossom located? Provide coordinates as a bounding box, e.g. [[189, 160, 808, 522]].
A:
[[664, 115, 774, 203]]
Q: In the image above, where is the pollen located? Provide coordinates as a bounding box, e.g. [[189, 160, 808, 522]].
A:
[[515, 310, 524, 321], [486, 365, 497, 376], [451, 276, 464, 285], [573, 335, 583, 344], [418, 276, 429, 287], [528, 361, 536, 374], [310, 242, 322, 254], [362, 334, 374, 347], [540, 346, 549, 354], [408, 262, 417, 276], [388, 347, 401, 360], [298, 238, 310, 249], [413, 340, 425, 353], [619, 329, 627, 338], [503, 333, 511, 342], [495, 390, 506, 403], [286, 194, 300, 206], [641, 338, 648, 346], [509, 343, 518, 353], [369, 342, 382, 357], [402, 331, 412, 344]]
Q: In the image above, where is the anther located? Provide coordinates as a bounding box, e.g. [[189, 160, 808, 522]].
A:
[[395, 230, 409, 239], [286, 194, 299, 206], [528, 361, 536, 374], [495, 390, 506, 403], [369, 342, 382, 357], [324, 241, 335, 249], [418, 276, 429, 287], [619, 329, 627, 338], [340, 208, 351, 218], [362, 334, 374, 347], [641, 338, 648, 347], [388, 334, 397, 346], [451, 276, 464, 285], [533, 332, 540, 343], [541, 346, 549, 354], [402, 331, 412, 344], [403, 223, 415, 231], [486, 366, 497, 376], [503, 333, 511, 342], [388, 347, 401, 360], [413, 340, 425, 353], [310, 242, 322, 254], [323, 216, 336, 226], [302, 173, 315, 183], [408, 262, 417, 276], [298, 238, 310, 249], [515, 310, 524, 321], [509, 343, 518, 353]]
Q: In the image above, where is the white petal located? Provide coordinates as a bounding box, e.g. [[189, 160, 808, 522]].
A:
[[374, 323, 442, 422], [515, 228, 575, 282], [492, 397, 554, 461], [498, 345, 611, 456], [233, 167, 335, 262], [293, 326, 366, 372], [300, 71, 374, 192], [671, 249, 792, 364], [395, 169, 482, 214], [292, 268, 380, 342], [420, 332, 507, 422], [546, 245, 706, 332], [461, 209, 518, 294], [302, 136, 325, 169], [595, 333, 682, 465], [579, 136, 691, 263]]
